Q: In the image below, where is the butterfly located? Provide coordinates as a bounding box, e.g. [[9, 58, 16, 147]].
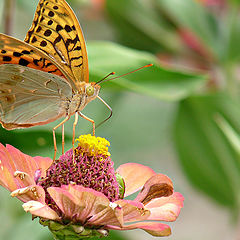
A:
[[0, 0, 111, 159]]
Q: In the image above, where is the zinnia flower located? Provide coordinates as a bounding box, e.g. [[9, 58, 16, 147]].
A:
[[0, 135, 184, 239]]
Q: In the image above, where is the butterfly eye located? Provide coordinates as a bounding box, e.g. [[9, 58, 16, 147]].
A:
[[86, 86, 95, 96]]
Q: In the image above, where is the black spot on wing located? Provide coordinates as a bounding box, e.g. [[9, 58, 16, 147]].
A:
[[74, 46, 81, 51], [44, 29, 52, 37], [36, 26, 42, 33], [54, 36, 61, 45], [40, 40, 47, 47], [48, 20, 53, 25], [45, 62, 53, 68], [48, 69, 59, 74], [13, 52, 23, 57], [56, 25, 63, 32], [22, 50, 31, 55], [65, 25, 72, 33], [33, 59, 40, 66], [3, 56, 12, 62], [19, 58, 30, 66], [48, 11, 54, 17], [31, 36, 37, 43]]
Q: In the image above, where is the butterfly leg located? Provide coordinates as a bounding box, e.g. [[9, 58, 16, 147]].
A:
[[78, 112, 95, 136], [53, 116, 70, 160], [62, 124, 65, 154], [72, 112, 79, 163]]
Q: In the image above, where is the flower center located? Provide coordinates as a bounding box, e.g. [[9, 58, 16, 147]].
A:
[[38, 135, 120, 214]]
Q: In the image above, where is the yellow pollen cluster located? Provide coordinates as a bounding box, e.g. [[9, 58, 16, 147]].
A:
[[76, 134, 111, 157]]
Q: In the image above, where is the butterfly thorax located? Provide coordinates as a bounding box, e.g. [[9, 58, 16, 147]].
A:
[[67, 82, 100, 116]]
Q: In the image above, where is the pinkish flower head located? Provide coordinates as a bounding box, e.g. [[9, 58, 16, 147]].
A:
[[0, 135, 184, 239]]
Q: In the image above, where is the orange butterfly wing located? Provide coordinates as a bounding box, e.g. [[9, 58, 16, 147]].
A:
[[0, 33, 73, 82], [24, 0, 89, 85]]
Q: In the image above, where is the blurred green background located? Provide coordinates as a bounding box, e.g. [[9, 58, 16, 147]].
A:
[[1, 0, 240, 239]]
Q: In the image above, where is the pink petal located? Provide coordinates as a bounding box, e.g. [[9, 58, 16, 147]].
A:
[[146, 192, 184, 208], [48, 185, 125, 227], [33, 156, 52, 178], [87, 202, 123, 227], [6, 145, 39, 179], [47, 186, 86, 220], [11, 185, 46, 203], [116, 163, 156, 197], [48, 185, 114, 222], [145, 192, 184, 222], [108, 222, 171, 237], [135, 174, 173, 205], [114, 199, 150, 223], [23, 201, 60, 220], [0, 143, 25, 191], [63, 185, 112, 222], [0, 144, 52, 192]]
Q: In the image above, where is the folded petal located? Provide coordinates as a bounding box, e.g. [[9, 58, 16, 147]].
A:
[[11, 185, 46, 203], [146, 192, 184, 208], [6, 145, 40, 180], [114, 199, 150, 223], [108, 222, 171, 237], [116, 163, 156, 197], [48, 185, 117, 223], [135, 174, 173, 205], [0, 144, 52, 192], [23, 200, 60, 220], [0, 143, 26, 191], [145, 192, 184, 222], [87, 202, 123, 227]]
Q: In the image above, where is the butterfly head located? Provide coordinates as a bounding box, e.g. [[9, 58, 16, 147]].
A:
[[85, 82, 100, 101]]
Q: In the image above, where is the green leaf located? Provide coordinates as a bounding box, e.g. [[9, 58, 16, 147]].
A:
[[88, 41, 206, 101], [174, 93, 240, 211], [105, 0, 183, 53], [222, 10, 240, 63], [156, 0, 222, 59], [215, 113, 240, 157]]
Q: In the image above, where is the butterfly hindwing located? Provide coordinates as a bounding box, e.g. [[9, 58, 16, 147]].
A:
[[25, 0, 89, 84], [0, 64, 72, 129]]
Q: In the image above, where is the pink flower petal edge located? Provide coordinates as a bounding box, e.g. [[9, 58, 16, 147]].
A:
[[0, 144, 52, 192], [135, 173, 173, 204], [146, 192, 184, 222], [108, 222, 171, 237], [11, 185, 46, 203], [23, 200, 60, 220], [116, 163, 156, 197]]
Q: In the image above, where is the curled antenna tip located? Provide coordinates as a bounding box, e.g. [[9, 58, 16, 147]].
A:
[[145, 63, 153, 67]]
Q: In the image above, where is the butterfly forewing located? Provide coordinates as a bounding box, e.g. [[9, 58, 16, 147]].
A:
[[0, 64, 72, 129], [0, 33, 77, 82], [25, 0, 89, 85]]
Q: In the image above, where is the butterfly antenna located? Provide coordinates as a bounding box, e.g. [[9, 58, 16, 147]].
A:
[[96, 96, 113, 129], [96, 72, 116, 85], [96, 64, 153, 85]]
